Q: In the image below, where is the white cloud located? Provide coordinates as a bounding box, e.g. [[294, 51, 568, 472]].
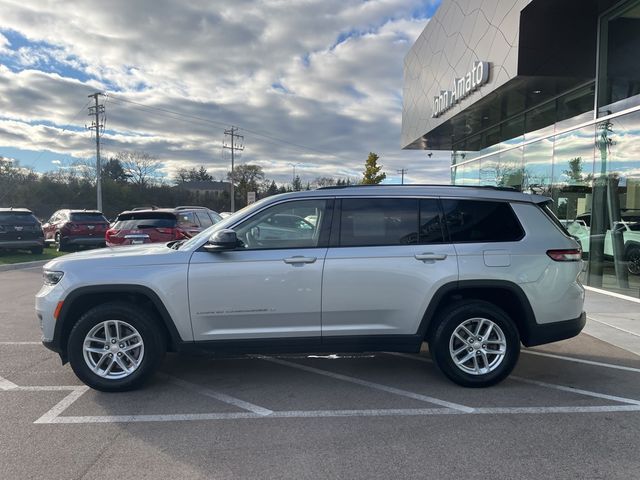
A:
[[0, 0, 447, 184]]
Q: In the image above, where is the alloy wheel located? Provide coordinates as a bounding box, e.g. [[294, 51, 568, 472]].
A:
[[449, 317, 507, 375], [82, 320, 145, 379]]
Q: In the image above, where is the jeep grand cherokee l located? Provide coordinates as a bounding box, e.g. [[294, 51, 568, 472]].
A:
[[36, 186, 585, 392]]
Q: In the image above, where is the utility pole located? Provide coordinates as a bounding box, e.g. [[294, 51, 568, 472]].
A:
[[289, 162, 301, 186], [223, 126, 244, 212], [87, 93, 105, 212], [396, 168, 408, 185]]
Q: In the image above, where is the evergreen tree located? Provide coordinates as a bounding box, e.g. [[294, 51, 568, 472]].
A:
[[362, 152, 386, 185]]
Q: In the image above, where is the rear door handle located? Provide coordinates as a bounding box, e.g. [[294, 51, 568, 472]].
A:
[[283, 256, 317, 265], [415, 253, 447, 262]]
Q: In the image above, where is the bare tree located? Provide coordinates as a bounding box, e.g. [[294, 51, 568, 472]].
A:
[[117, 151, 161, 187]]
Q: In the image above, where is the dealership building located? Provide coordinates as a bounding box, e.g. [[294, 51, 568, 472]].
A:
[[402, 0, 640, 298]]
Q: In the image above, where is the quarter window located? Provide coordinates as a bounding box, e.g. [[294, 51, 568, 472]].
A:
[[441, 199, 524, 242], [195, 211, 213, 228]]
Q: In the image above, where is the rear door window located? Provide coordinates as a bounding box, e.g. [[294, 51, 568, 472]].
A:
[[339, 198, 419, 246], [441, 199, 524, 242], [177, 212, 199, 228]]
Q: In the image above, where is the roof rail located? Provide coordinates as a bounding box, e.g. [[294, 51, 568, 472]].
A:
[[316, 184, 518, 191], [131, 206, 161, 211], [175, 205, 208, 210]]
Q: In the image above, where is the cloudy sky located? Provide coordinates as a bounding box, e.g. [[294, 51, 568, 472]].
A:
[[0, 0, 451, 185]]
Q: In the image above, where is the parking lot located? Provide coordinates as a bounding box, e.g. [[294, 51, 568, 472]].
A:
[[1, 267, 640, 479]]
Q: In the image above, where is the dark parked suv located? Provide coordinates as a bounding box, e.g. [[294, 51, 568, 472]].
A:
[[43, 210, 110, 252], [0, 208, 44, 254], [106, 206, 222, 246]]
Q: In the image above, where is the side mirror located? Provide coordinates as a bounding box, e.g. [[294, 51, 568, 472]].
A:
[[204, 229, 239, 251]]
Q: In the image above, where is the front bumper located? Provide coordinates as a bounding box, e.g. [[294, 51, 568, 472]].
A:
[[522, 311, 586, 347]]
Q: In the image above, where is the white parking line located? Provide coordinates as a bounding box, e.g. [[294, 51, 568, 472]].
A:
[[33, 404, 640, 424], [258, 355, 475, 413], [0, 341, 42, 345], [386, 352, 640, 406], [586, 316, 640, 338], [521, 350, 640, 373], [511, 376, 640, 406], [0, 374, 19, 390], [34, 387, 90, 424], [163, 374, 273, 416]]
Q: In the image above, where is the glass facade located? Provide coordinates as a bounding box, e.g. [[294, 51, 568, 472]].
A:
[[452, 0, 640, 298]]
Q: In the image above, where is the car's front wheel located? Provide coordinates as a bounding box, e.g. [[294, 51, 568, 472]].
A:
[[67, 302, 166, 391], [627, 247, 640, 275], [429, 300, 520, 387]]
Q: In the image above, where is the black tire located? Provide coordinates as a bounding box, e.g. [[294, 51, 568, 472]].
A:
[[55, 233, 67, 252], [627, 247, 640, 276], [31, 246, 44, 255], [429, 300, 520, 388], [67, 302, 166, 392]]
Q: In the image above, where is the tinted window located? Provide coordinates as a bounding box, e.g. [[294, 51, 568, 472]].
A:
[[442, 200, 524, 242], [0, 212, 38, 224], [420, 199, 445, 243], [113, 212, 176, 230], [208, 212, 222, 224], [195, 211, 213, 227], [339, 198, 418, 247], [177, 212, 198, 227], [70, 212, 107, 222]]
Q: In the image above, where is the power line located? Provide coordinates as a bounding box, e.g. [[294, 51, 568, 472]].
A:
[[105, 93, 339, 158], [396, 168, 408, 185]]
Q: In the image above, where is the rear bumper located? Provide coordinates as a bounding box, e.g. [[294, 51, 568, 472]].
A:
[[522, 312, 586, 347], [0, 239, 44, 249], [64, 236, 105, 246]]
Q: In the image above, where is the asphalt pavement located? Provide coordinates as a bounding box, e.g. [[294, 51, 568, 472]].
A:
[[1, 267, 639, 480]]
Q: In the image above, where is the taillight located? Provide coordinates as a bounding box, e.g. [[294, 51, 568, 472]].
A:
[[106, 229, 116, 238], [546, 249, 582, 262]]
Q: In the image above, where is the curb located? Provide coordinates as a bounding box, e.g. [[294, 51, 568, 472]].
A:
[[0, 260, 49, 272]]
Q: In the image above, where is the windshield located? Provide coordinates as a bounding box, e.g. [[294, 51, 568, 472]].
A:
[[178, 197, 276, 250]]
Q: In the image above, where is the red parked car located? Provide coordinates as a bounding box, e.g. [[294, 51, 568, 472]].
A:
[[106, 206, 222, 247], [42, 209, 110, 252]]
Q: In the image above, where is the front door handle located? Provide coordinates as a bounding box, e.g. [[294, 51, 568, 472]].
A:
[[415, 253, 447, 262], [283, 256, 317, 265]]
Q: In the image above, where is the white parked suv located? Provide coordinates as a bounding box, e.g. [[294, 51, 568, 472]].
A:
[[36, 186, 586, 391]]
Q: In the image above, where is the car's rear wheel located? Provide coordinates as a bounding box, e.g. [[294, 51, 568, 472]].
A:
[[55, 233, 67, 252], [67, 302, 166, 391], [429, 300, 520, 387]]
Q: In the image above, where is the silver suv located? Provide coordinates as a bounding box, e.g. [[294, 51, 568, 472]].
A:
[[36, 186, 585, 391]]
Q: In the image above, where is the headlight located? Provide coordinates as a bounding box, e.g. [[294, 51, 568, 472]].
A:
[[43, 270, 64, 286]]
